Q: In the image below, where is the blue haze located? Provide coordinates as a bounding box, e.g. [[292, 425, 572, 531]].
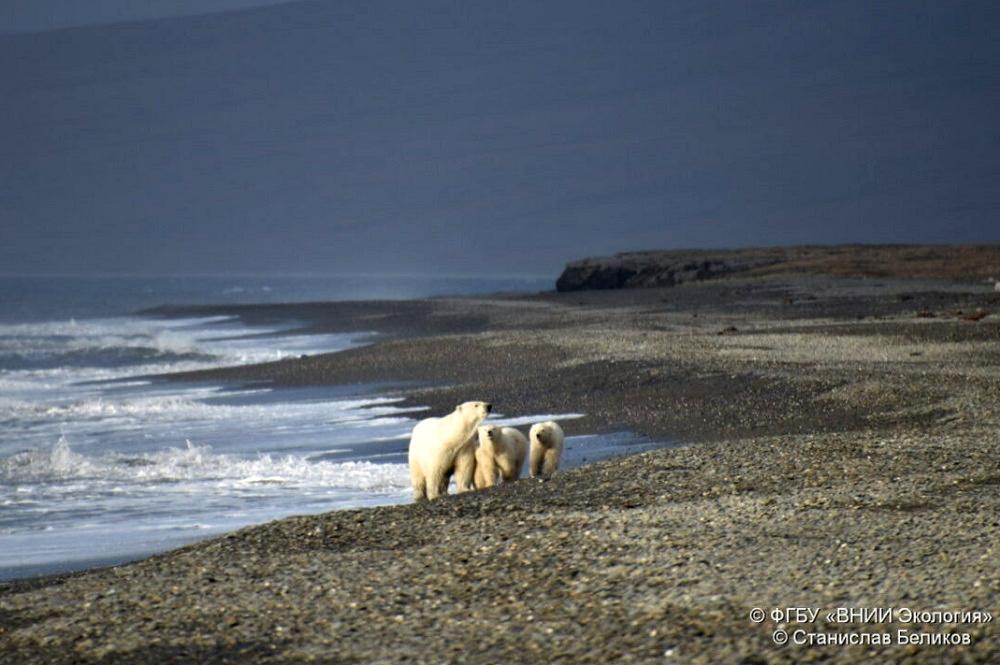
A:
[[1, 0, 998, 276], [0, 274, 551, 322]]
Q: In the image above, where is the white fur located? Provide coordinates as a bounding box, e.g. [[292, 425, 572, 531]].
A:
[[408, 401, 491, 501], [529, 420, 565, 480], [474, 425, 528, 489]]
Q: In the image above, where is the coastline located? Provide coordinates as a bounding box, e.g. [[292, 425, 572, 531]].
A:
[[148, 274, 1000, 442], [2, 273, 998, 663]]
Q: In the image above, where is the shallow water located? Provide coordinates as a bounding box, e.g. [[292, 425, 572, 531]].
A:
[[0, 279, 658, 581]]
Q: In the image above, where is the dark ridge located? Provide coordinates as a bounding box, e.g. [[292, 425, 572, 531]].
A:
[[555, 244, 1000, 291]]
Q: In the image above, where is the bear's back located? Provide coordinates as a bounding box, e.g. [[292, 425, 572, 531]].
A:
[[500, 427, 528, 454], [410, 416, 442, 444]]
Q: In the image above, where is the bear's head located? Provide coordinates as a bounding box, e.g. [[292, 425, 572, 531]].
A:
[[456, 401, 492, 423], [477, 424, 500, 447], [455, 402, 493, 419], [531, 421, 553, 445]]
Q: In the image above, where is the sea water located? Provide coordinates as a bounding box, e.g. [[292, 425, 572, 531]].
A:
[[0, 275, 655, 580]]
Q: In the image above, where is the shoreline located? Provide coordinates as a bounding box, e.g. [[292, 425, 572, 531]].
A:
[[2, 273, 998, 663], [148, 273, 1000, 443]]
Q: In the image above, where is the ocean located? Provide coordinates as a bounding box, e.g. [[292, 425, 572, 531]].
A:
[[0, 275, 654, 581]]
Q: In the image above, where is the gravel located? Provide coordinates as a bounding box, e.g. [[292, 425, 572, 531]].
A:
[[2, 274, 998, 664]]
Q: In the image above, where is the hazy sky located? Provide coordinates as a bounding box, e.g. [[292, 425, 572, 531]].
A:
[[1, 0, 998, 275], [0, 1, 295, 33]]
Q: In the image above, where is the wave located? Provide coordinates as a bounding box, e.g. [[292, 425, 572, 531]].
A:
[[0, 346, 217, 371], [0, 319, 214, 374], [0, 437, 410, 492], [0, 315, 359, 375], [0, 390, 411, 427]]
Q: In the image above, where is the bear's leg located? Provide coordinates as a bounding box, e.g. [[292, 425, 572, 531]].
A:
[[476, 451, 497, 488], [410, 464, 428, 502], [473, 454, 489, 489], [483, 465, 497, 488], [529, 444, 545, 478], [426, 467, 446, 501], [498, 455, 517, 483], [542, 448, 559, 478], [453, 447, 476, 493], [412, 478, 428, 502]]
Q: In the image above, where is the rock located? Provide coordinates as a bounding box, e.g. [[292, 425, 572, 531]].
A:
[[554, 245, 1000, 292], [555, 250, 783, 292]]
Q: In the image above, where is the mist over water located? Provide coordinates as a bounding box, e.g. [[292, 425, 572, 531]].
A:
[[0, 274, 553, 322]]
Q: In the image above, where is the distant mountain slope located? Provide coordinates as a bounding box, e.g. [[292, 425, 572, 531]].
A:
[[556, 245, 1000, 291]]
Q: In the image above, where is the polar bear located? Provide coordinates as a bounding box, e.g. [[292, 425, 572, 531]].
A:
[[529, 420, 565, 480], [474, 425, 528, 489], [408, 401, 491, 501]]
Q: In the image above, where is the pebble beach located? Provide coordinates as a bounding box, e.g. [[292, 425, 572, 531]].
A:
[[2, 270, 998, 664]]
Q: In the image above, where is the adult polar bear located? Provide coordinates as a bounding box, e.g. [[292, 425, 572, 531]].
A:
[[408, 401, 492, 501]]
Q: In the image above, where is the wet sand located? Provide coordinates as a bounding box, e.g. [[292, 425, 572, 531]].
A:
[[2, 274, 998, 663]]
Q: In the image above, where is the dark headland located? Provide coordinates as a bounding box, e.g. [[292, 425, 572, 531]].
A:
[[2, 245, 999, 664]]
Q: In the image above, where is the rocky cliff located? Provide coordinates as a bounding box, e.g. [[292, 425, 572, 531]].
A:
[[555, 245, 1000, 291]]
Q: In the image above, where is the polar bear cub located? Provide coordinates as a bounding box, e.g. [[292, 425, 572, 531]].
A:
[[409, 401, 491, 501], [529, 420, 565, 480], [474, 425, 528, 489]]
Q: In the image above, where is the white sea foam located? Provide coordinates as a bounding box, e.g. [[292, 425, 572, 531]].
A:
[[488, 413, 586, 427], [0, 314, 417, 577], [0, 390, 409, 425], [0, 310, 613, 580], [1, 437, 409, 491], [0, 315, 359, 379]]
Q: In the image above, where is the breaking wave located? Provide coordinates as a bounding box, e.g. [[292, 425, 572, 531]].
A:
[[1, 437, 410, 492]]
